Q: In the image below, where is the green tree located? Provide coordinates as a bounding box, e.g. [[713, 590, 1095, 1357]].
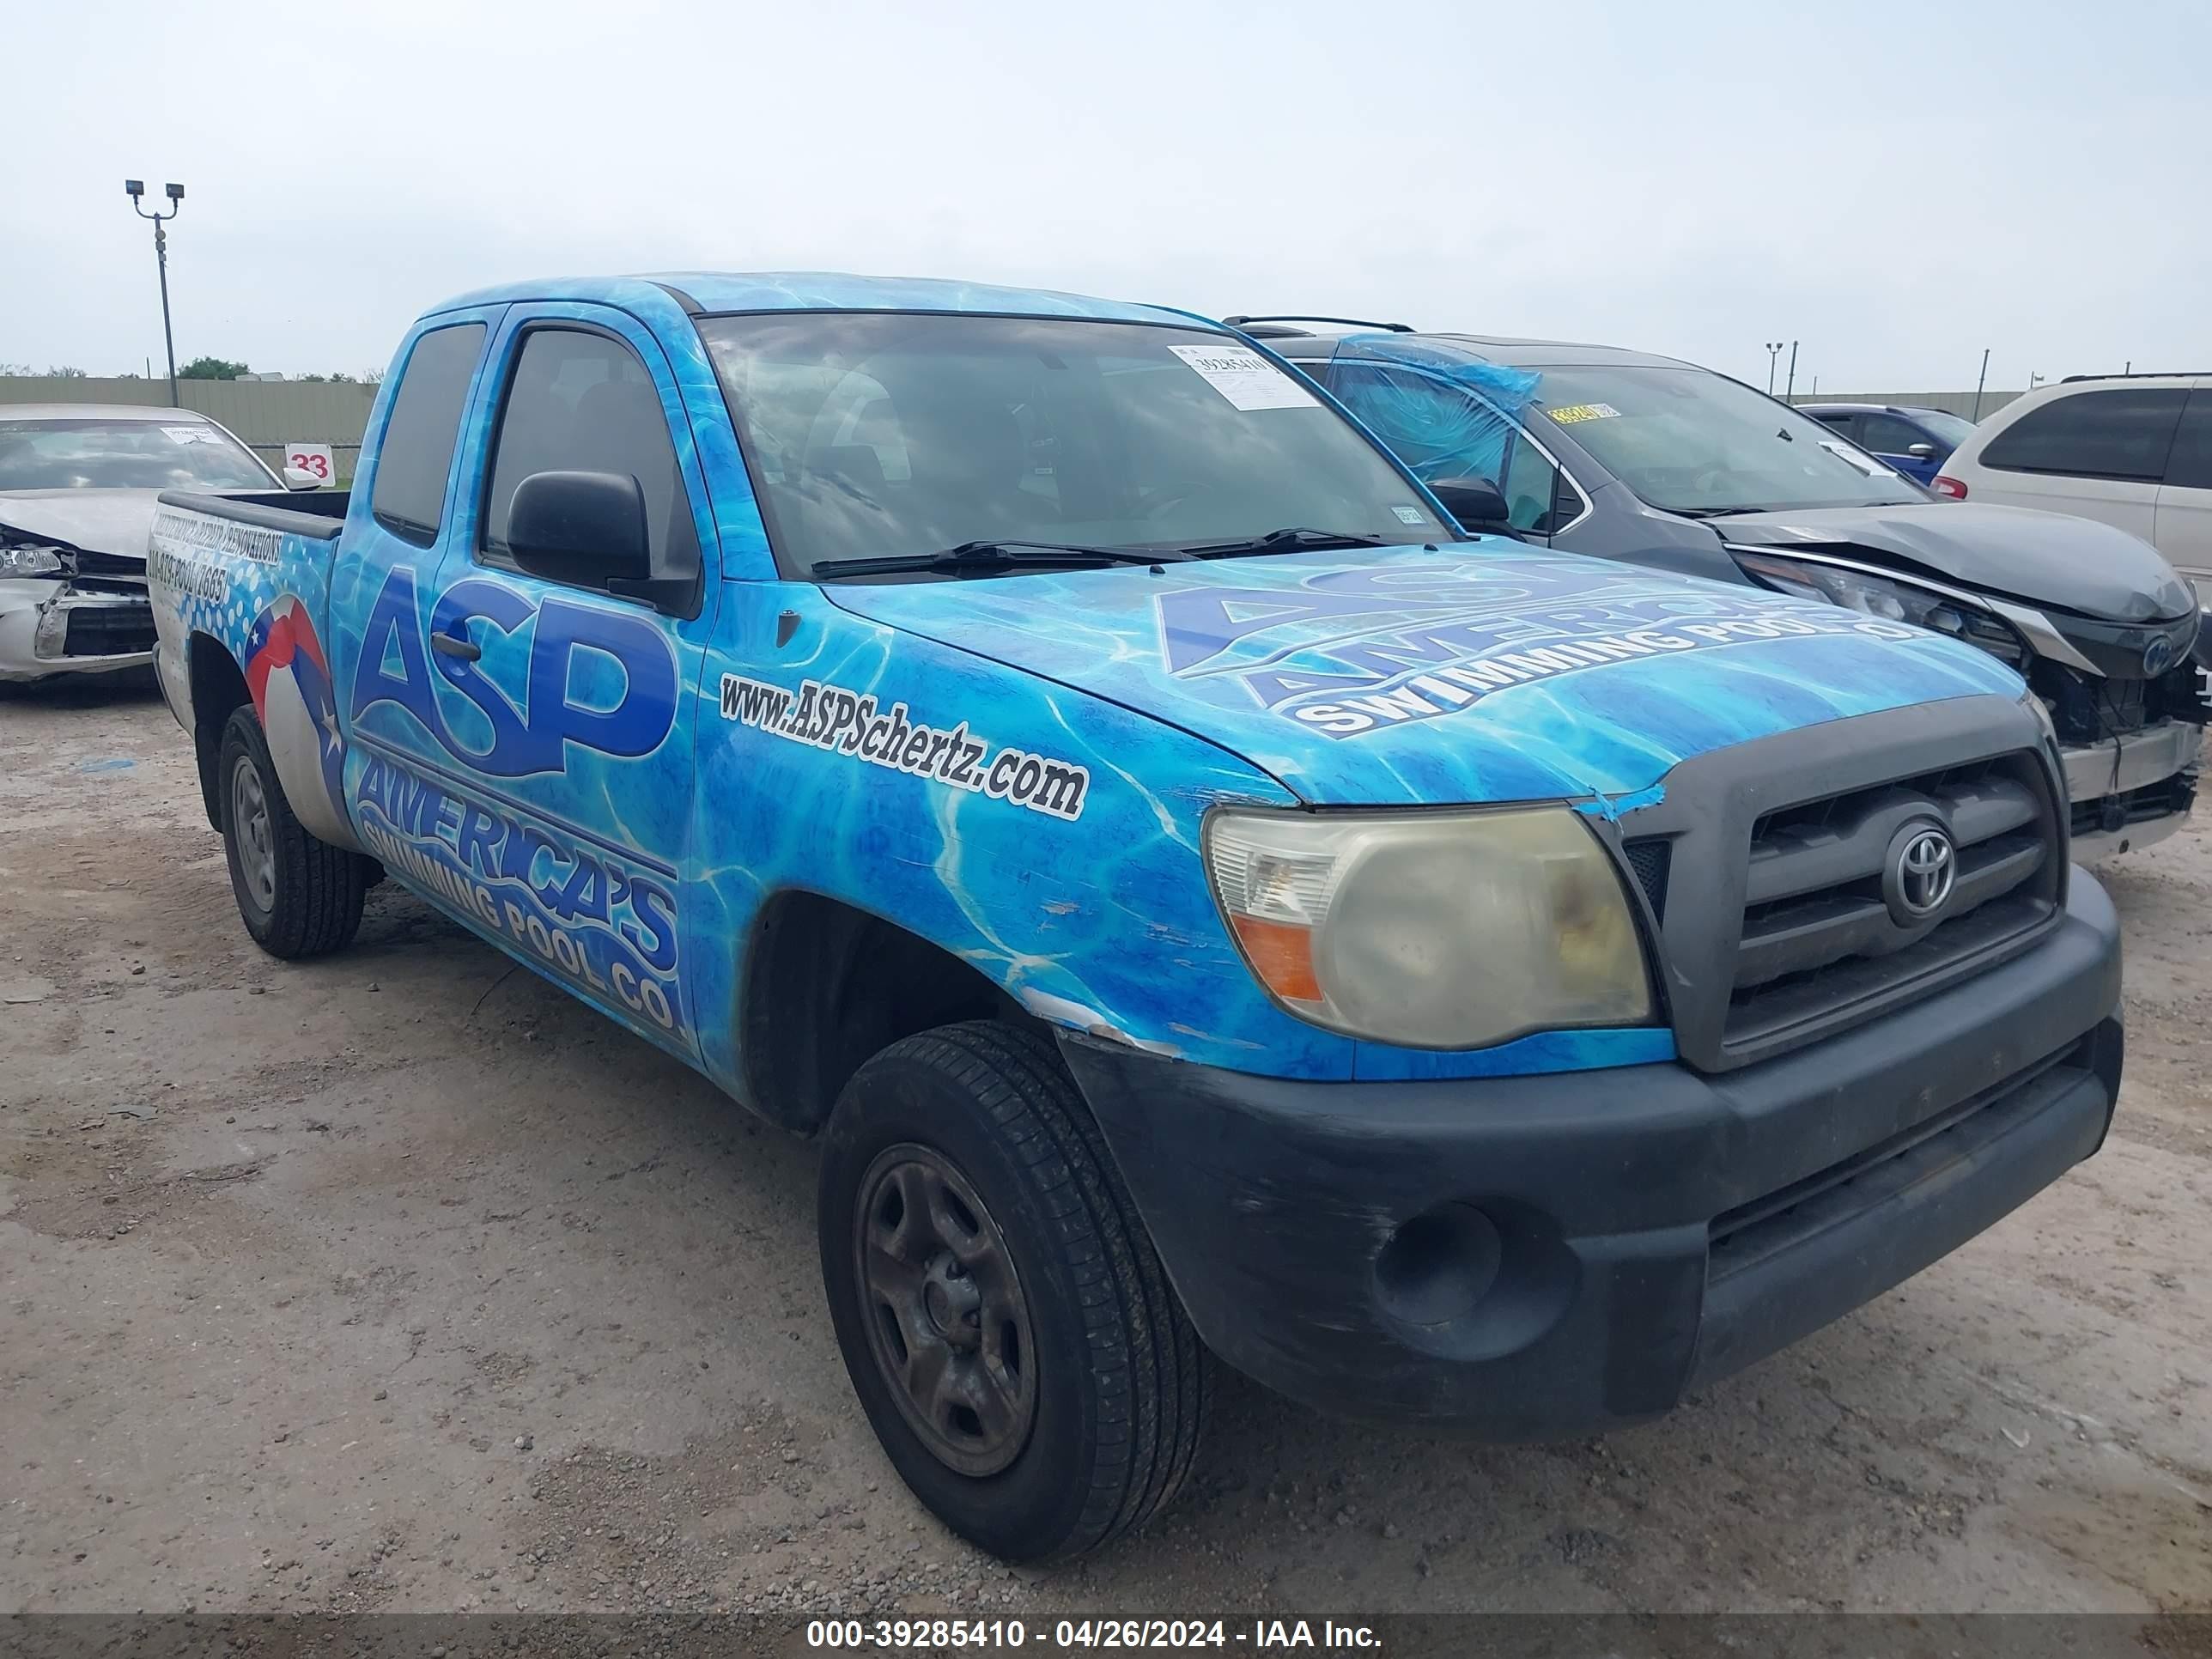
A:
[[178, 356, 250, 380]]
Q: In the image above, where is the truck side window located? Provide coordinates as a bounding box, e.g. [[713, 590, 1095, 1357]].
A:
[[371, 322, 487, 544], [480, 327, 699, 589]]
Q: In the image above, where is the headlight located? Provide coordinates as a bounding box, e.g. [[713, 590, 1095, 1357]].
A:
[[1203, 805, 1654, 1050], [0, 543, 67, 578], [1730, 549, 2026, 665]]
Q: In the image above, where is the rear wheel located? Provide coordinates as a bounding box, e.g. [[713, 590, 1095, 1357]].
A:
[[218, 706, 368, 959], [818, 1021, 1208, 1561]]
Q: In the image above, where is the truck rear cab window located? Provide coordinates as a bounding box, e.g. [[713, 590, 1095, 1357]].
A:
[[1978, 387, 2187, 483], [370, 322, 487, 544], [480, 327, 698, 592]]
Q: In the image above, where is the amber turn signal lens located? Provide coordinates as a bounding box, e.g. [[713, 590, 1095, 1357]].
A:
[[1229, 913, 1323, 1004]]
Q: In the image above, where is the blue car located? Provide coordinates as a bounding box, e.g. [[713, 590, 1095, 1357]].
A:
[[1800, 401, 1978, 485], [149, 275, 2120, 1561]]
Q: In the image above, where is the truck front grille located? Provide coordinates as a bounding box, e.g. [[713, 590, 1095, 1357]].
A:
[[1724, 757, 2060, 1054], [1611, 701, 2066, 1074]]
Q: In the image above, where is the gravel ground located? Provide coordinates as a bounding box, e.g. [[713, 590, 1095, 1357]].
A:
[[2, 677, 2206, 1618]]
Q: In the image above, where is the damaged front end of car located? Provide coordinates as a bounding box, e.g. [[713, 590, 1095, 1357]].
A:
[[1729, 544, 2206, 858], [0, 522, 158, 682]]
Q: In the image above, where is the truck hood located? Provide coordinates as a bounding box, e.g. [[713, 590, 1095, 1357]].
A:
[[0, 489, 164, 568], [827, 542, 2026, 808], [1713, 501, 2194, 623]]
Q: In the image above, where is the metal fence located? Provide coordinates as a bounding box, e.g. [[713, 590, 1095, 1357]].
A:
[[1784, 390, 2026, 419], [0, 375, 378, 482], [3, 374, 2033, 493]]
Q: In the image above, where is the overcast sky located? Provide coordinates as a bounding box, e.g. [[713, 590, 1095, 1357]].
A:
[[6, 0, 2205, 392]]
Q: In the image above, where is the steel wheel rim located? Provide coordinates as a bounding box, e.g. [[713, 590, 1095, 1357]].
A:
[[230, 755, 276, 914], [854, 1143, 1038, 1476]]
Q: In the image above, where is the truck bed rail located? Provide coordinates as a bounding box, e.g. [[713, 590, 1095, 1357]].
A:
[[156, 489, 348, 541]]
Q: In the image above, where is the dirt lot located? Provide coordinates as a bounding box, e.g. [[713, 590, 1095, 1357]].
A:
[[2, 678, 2206, 1619]]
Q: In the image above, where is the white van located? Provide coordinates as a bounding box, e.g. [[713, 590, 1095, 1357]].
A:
[[1937, 374, 2212, 600]]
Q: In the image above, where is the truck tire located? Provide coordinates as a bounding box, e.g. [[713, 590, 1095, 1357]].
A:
[[217, 706, 368, 959], [818, 1020, 1208, 1561]]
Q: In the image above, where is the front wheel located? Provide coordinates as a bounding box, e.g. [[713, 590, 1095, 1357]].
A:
[[218, 706, 368, 959], [817, 1021, 1209, 1561]]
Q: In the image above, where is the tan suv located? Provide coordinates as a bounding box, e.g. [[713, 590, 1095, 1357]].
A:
[[1937, 374, 2212, 602]]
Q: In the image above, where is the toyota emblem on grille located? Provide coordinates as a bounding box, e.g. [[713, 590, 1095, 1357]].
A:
[[1886, 823, 1957, 923], [2143, 635, 2176, 677]]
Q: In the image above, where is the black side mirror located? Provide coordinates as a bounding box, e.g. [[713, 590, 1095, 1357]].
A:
[[507, 470, 672, 604], [1906, 442, 1937, 459], [1427, 476, 1514, 530]]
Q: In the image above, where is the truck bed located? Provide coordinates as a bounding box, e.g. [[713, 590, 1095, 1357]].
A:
[[155, 488, 349, 540]]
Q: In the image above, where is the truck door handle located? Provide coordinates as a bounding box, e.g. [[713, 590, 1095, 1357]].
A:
[[431, 630, 480, 662]]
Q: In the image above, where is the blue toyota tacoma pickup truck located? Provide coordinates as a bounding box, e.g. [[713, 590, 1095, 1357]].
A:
[[148, 273, 2123, 1561]]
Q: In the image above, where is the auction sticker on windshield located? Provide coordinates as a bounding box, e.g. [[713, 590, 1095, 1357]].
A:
[[1168, 343, 1319, 411], [1821, 440, 1899, 478], [1545, 403, 1621, 424]]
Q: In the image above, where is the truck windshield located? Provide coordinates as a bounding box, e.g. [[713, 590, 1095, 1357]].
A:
[[0, 418, 276, 492], [698, 313, 1446, 578], [1525, 367, 1929, 514]]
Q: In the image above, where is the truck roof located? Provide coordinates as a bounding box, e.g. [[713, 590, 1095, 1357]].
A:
[[426, 271, 1191, 327]]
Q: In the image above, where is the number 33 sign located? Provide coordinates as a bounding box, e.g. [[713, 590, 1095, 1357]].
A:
[[284, 442, 335, 483]]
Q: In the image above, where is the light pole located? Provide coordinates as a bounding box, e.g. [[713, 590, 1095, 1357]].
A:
[[125, 179, 184, 407], [1765, 343, 1784, 395], [1784, 340, 1799, 402], [1972, 348, 1990, 421]]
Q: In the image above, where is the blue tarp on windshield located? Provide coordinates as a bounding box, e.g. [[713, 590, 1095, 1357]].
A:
[[1324, 335, 1540, 484]]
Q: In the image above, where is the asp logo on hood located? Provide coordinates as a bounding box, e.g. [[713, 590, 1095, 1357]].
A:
[[1156, 555, 1920, 738]]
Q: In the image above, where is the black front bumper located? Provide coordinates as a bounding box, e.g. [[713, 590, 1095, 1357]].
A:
[[1061, 875, 2124, 1438]]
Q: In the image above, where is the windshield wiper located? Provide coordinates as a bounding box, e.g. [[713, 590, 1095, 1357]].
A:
[[812, 539, 1191, 580], [1180, 526, 1396, 559]]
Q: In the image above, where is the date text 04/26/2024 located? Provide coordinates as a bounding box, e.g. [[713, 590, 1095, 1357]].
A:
[[805, 1619, 1382, 1649]]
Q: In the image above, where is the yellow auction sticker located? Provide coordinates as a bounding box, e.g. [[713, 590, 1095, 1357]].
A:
[[1546, 403, 1622, 424]]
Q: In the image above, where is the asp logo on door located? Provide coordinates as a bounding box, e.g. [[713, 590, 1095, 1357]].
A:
[[349, 565, 678, 774], [343, 564, 692, 1043]]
